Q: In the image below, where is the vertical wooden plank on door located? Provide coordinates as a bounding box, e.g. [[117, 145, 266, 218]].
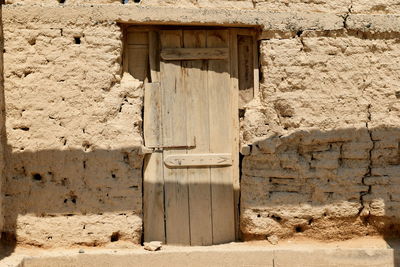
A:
[[229, 29, 240, 240], [144, 31, 162, 148], [143, 30, 165, 243], [207, 29, 235, 244], [160, 30, 191, 245], [149, 31, 160, 83], [183, 30, 213, 245], [143, 152, 165, 242], [127, 31, 149, 81]]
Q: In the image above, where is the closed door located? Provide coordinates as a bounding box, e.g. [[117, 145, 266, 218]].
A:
[[143, 28, 239, 245]]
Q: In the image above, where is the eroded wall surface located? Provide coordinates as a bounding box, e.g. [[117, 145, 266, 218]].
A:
[[3, 15, 144, 247], [4, 0, 400, 14], [0, 4, 5, 234], [1, 0, 400, 247], [241, 32, 400, 240]]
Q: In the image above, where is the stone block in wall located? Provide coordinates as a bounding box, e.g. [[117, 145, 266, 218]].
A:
[[372, 166, 400, 177], [15, 213, 142, 248], [341, 142, 372, 159], [352, 0, 400, 14], [254, 0, 351, 13], [363, 176, 391, 185], [241, 125, 391, 240]]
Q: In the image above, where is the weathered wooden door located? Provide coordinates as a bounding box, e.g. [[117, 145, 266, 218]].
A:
[[143, 28, 239, 245]]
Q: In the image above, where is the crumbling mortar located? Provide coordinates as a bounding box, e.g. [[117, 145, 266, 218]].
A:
[[359, 103, 373, 216], [341, 0, 353, 29], [338, 143, 343, 167]]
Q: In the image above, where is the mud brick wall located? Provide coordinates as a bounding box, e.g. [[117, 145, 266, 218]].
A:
[[2, 16, 144, 247], [241, 32, 400, 240], [0, 5, 5, 234], [4, 0, 400, 14], [2, 0, 400, 247]]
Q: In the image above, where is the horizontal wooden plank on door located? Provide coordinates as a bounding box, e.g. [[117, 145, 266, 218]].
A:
[[164, 153, 232, 167], [161, 48, 229, 60]]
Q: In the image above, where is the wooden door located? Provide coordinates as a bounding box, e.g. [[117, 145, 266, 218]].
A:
[[143, 28, 239, 245]]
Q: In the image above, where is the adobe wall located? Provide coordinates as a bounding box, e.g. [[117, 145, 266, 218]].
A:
[[241, 32, 400, 240], [0, 4, 5, 234], [4, 0, 400, 14], [1, 1, 400, 247], [2, 11, 144, 247]]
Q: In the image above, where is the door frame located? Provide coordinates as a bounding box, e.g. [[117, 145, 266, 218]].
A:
[[122, 25, 259, 244]]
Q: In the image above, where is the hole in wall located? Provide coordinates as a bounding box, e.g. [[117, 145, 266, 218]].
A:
[[239, 108, 245, 119], [13, 126, 30, 131], [28, 38, 36, 46], [32, 173, 42, 181], [58, 0, 66, 3], [123, 153, 130, 164], [134, 0, 141, 2], [1, 232, 16, 245], [61, 178, 69, 186], [74, 37, 81, 45], [111, 232, 120, 242], [271, 215, 282, 222], [23, 70, 33, 77], [82, 141, 92, 151], [295, 226, 304, 233]]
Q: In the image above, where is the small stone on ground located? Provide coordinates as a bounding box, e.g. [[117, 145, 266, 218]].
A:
[[267, 235, 279, 245], [144, 241, 162, 251]]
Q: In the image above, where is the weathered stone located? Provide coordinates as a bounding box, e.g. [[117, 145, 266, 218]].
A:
[[144, 241, 162, 252], [267, 235, 279, 245]]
